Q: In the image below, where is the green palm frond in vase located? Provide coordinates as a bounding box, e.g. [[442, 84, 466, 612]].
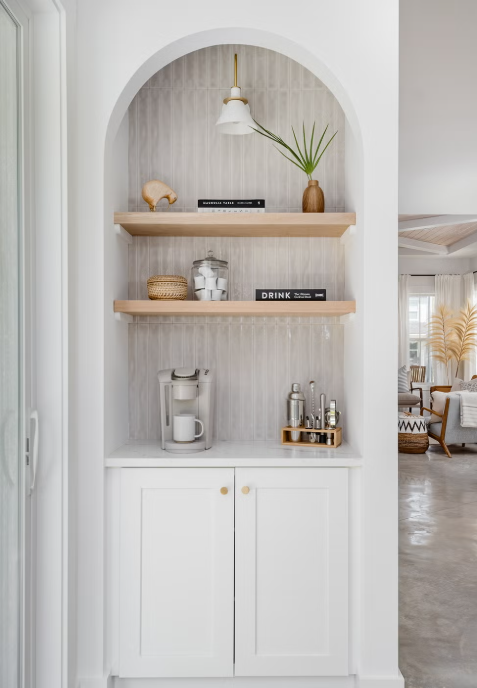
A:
[[250, 121, 337, 180]]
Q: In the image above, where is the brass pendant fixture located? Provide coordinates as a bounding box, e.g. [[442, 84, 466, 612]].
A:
[[216, 54, 254, 135]]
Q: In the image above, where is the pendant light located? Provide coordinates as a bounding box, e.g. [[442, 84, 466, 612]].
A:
[[216, 53, 255, 135]]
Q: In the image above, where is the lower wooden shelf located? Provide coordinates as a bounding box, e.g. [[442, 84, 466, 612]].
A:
[[281, 427, 342, 448], [114, 300, 356, 318]]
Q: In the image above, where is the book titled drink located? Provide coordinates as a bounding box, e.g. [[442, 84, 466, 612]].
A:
[[198, 199, 265, 213], [256, 289, 327, 301]]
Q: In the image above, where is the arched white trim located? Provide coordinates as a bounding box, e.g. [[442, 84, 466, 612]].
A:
[[104, 27, 362, 156]]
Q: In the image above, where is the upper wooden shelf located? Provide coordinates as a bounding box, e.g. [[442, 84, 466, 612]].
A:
[[114, 300, 356, 318], [114, 212, 356, 238]]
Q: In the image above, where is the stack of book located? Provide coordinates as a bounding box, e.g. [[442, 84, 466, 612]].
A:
[[198, 199, 265, 213]]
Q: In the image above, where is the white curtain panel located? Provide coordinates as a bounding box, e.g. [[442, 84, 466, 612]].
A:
[[398, 274, 410, 369], [435, 274, 463, 312], [463, 272, 476, 381], [434, 274, 464, 384], [463, 271, 475, 307]]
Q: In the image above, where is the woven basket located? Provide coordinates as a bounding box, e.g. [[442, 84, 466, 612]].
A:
[[398, 433, 429, 454], [147, 275, 188, 301], [398, 412, 429, 454]]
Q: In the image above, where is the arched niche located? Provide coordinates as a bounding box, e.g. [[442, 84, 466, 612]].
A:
[[104, 27, 363, 164], [103, 26, 364, 453]]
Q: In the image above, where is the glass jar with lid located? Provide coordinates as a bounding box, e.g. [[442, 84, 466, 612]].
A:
[[192, 250, 229, 301]]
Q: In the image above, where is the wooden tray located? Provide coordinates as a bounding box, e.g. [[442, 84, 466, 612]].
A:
[[281, 426, 342, 448]]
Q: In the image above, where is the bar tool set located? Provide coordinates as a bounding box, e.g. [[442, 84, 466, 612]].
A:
[[283, 381, 342, 448]]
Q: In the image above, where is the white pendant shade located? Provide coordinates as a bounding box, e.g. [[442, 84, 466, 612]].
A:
[[216, 95, 255, 135], [216, 55, 255, 135]]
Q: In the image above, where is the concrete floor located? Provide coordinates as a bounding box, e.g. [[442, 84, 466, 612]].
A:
[[400, 444, 477, 688]]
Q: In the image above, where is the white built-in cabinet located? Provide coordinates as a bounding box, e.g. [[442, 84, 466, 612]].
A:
[[119, 468, 235, 677], [118, 467, 349, 679], [235, 467, 349, 676]]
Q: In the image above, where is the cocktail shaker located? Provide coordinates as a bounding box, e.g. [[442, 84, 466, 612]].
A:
[[287, 383, 305, 441], [319, 392, 326, 443]]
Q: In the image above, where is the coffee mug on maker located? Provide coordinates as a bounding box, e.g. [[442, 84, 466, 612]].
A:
[[173, 414, 204, 443]]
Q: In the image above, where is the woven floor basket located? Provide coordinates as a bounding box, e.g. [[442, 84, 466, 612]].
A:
[[398, 433, 429, 454], [147, 275, 188, 300], [398, 413, 429, 454]]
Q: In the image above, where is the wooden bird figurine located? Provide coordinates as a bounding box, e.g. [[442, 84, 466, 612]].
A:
[[142, 180, 178, 212]]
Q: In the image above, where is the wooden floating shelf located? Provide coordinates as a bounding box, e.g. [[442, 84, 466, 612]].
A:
[[114, 300, 356, 318], [114, 212, 356, 238]]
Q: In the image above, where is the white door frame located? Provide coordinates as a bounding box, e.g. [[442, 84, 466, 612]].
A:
[[4, 0, 70, 687], [0, 3, 30, 687]]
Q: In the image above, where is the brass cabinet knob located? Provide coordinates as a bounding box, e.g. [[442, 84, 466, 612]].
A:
[[220, 487, 228, 495], [241, 486, 250, 494]]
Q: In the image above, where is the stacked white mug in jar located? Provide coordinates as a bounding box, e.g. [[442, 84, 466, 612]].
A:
[[192, 250, 229, 301]]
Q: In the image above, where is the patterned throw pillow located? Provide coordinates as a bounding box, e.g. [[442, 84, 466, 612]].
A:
[[398, 366, 409, 393], [459, 380, 477, 392]]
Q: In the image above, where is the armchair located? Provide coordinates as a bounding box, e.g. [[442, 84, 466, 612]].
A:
[[421, 376, 477, 457], [410, 365, 426, 385], [398, 367, 423, 412]]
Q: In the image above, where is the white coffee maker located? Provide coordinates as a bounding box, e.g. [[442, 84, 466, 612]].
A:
[[158, 367, 214, 453]]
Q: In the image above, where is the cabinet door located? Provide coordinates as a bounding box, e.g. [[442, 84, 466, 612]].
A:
[[235, 468, 348, 676], [119, 468, 234, 677]]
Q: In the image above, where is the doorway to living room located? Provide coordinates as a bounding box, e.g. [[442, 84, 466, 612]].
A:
[[398, 213, 477, 687]]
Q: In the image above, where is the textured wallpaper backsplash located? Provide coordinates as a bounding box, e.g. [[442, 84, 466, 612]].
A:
[[126, 46, 346, 442], [128, 236, 345, 441], [127, 45, 345, 213], [129, 319, 344, 442]]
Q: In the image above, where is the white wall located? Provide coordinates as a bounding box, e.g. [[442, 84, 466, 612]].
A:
[[408, 275, 434, 295], [71, 2, 400, 685], [400, 0, 477, 212], [399, 255, 474, 276], [104, 113, 129, 457]]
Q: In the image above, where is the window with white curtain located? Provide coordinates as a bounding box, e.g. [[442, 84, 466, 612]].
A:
[[409, 294, 435, 382]]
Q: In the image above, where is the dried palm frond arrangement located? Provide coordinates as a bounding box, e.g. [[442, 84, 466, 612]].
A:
[[428, 300, 477, 383], [428, 305, 456, 383], [451, 301, 477, 376]]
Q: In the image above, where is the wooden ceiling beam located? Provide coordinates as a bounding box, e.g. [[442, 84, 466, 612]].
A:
[[398, 236, 449, 255], [447, 229, 477, 254], [398, 215, 477, 232]]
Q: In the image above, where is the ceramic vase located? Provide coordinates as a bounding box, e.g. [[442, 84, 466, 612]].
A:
[[302, 179, 324, 213]]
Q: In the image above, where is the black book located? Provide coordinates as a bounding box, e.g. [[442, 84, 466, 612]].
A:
[[198, 199, 265, 212], [256, 289, 326, 301]]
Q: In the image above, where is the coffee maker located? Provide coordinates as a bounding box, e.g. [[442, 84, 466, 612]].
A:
[[158, 367, 213, 453]]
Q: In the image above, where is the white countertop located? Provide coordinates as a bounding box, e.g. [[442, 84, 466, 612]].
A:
[[106, 440, 362, 468]]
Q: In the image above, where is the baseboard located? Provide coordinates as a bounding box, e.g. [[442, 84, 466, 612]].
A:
[[79, 675, 114, 688], [112, 677, 355, 688], [358, 672, 405, 688], [95, 671, 404, 688]]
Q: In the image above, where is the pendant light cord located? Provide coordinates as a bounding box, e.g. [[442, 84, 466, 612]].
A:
[[234, 53, 238, 87]]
